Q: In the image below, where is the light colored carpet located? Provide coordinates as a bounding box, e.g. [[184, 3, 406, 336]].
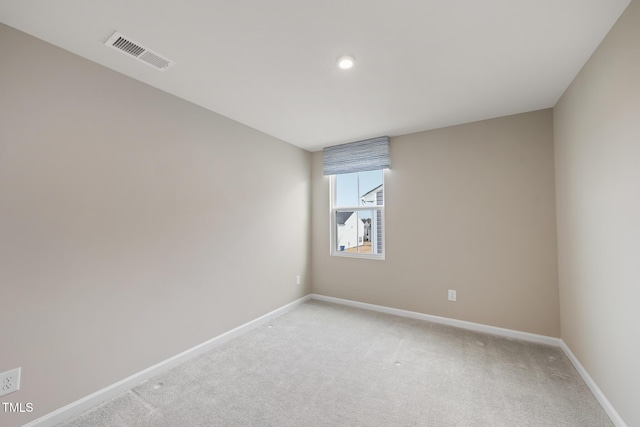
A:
[[58, 300, 612, 426]]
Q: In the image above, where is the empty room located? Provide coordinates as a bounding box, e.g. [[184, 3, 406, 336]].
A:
[[1, 1, 638, 426]]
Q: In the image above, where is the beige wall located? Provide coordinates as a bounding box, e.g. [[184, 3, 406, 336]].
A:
[[554, 0, 640, 425], [312, 110, 560, 337], [0, 24, 310, 426]]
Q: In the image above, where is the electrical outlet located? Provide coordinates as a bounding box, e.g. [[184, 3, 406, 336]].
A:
[[0, 367, 21, 397], [296, 275, 301, 285], [448, 289, 457, 302]]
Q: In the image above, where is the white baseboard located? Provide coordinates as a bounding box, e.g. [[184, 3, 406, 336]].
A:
[[310, 294, 560, 346], [23, 295, 311, 427], [559, 340, 628, 427]]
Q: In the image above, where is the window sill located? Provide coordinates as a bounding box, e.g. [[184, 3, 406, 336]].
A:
[[330, 251, 385, 261]]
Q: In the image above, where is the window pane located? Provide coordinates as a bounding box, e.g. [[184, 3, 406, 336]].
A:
[[335, 210, 358, 252], [357, 210, 372, 254], [335, 173, 358, 207], [358, 169, 383, 206]]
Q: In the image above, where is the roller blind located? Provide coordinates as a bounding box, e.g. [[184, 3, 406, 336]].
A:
[[322, 136, 390, 176]]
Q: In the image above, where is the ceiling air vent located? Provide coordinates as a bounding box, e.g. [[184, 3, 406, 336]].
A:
[[105, 32, 175, 71]]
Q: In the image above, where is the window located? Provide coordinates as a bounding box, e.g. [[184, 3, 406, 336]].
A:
[[331, 169, 384, 259], [323, 135, 389, 259]]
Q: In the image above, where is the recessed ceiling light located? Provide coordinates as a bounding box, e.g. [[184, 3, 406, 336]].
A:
[[337, 55, 355, 70]]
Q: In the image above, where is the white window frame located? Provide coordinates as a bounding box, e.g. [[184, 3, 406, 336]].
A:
[[330, 171, 385, 260]]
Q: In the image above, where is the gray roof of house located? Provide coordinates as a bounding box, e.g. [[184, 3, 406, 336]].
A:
[[361, 184, 383, 198], [336, 211, 354, 225]]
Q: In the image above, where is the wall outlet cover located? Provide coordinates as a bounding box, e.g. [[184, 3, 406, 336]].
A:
[[0, 367, 21, 397]]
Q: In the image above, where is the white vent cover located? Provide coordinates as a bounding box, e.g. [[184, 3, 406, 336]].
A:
[[105, 32, 174, 71]]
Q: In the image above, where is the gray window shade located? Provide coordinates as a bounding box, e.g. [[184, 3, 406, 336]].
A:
[[323, 136, 390, 175]]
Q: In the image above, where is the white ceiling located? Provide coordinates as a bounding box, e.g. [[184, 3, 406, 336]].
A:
[[0, 0, 630, 151]]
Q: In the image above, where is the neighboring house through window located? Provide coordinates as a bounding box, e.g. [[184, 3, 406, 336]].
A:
[[360, 183, 384, 255]]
